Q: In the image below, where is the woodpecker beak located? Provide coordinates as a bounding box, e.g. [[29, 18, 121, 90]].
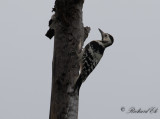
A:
[[98, 28, 104, 34], [98, 28, 104, 40]]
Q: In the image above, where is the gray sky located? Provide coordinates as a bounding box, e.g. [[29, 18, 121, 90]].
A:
[[0, 0, 160, 119]]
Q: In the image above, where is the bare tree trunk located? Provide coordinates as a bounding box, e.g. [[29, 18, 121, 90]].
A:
[[49, 0, 90, 119]]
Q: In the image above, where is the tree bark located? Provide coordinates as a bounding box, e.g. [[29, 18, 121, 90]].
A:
[[49, 0, 90, 119]]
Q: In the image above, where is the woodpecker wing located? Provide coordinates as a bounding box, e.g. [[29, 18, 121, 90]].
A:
[[80, 41, 105, 82]]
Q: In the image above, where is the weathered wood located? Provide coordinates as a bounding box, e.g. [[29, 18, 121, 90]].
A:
[[49, 0, 89, 119]]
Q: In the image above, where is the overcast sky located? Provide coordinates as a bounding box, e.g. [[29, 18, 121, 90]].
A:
[[0, 0, 160, 119]]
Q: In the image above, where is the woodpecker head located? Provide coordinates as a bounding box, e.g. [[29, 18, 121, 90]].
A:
[[98, 28, 114, 47]]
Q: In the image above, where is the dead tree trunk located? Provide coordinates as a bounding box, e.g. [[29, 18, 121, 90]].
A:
[[49, 0, 90, 119]]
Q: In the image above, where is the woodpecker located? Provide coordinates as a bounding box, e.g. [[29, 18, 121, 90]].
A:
[[75, 28, 114, 91], [45, 14, 55, 39]]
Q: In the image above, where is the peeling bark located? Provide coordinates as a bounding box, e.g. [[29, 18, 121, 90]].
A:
[[48, 0, 90, 119]]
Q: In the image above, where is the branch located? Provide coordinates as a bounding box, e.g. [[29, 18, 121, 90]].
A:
[[84, 26, 91, 42], [45, 14, 56, 39]]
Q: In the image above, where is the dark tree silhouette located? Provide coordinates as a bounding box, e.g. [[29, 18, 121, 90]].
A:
[[46, 0, 90, 119]]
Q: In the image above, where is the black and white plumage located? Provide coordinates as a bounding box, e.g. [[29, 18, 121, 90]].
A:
[[45, 14, 55, 39], [75, 28, 114, 91]]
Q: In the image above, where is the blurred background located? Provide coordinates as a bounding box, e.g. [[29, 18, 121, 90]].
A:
[[0, 0, 160, 119]]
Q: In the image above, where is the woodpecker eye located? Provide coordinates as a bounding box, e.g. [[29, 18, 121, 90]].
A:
[[105, 34, 108, 37]]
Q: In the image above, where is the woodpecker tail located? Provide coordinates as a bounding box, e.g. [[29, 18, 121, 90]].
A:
[[74, 77, 82, 92], [74, 74, 86, 92]]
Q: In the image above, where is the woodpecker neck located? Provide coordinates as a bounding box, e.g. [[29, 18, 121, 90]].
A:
[[102, 41, 112, 48]]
